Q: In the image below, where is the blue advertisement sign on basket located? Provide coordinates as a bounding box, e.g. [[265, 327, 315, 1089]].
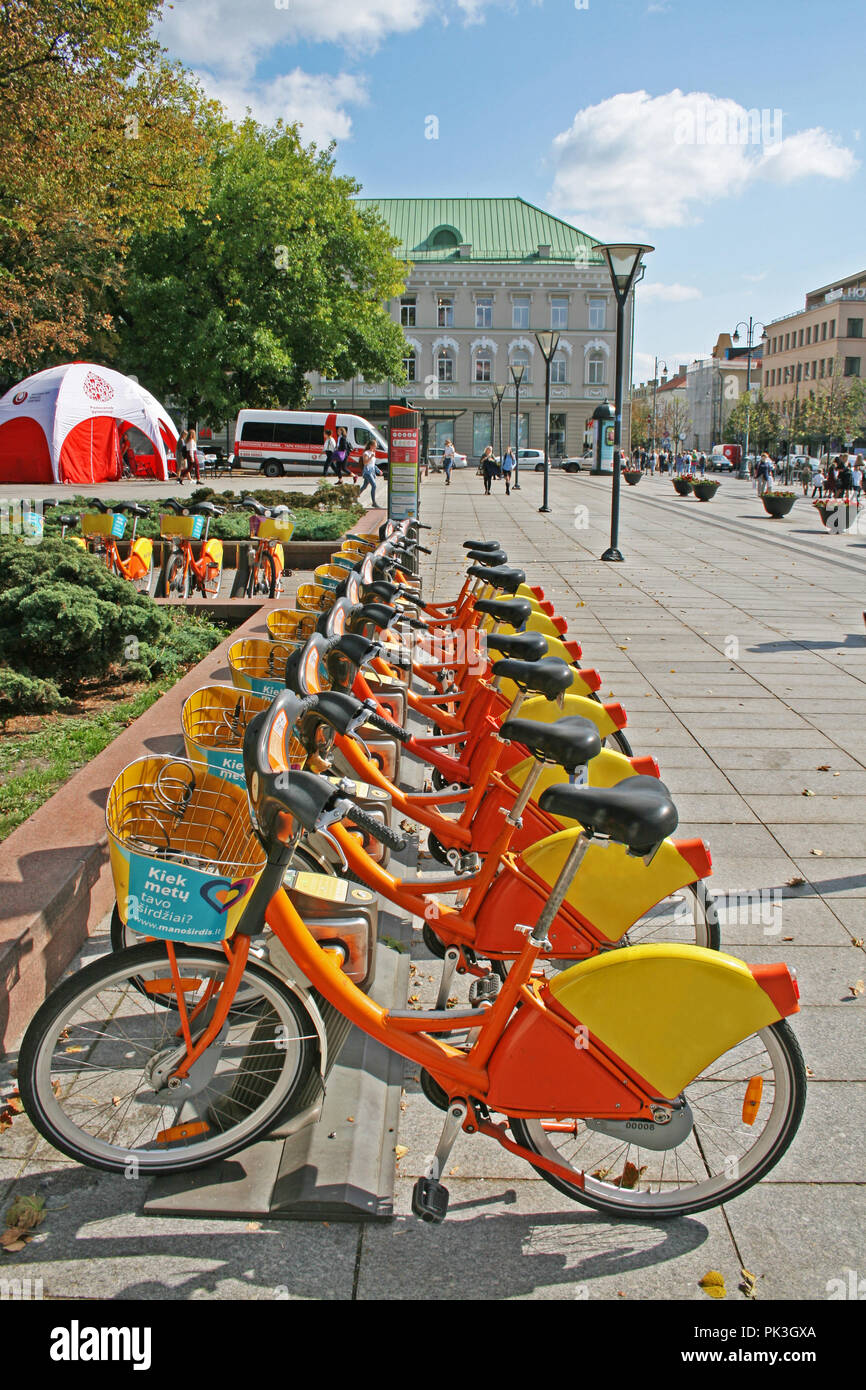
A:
[[127, 855, 255, 942], [204, 746, 246, 787]]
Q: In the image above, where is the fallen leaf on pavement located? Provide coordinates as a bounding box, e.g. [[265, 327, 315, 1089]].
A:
[[801, 789, 815, 797], [817, 765, 831, 772], [699, 1270, 726, 1299], [739, 1268, 758, 1300], [394, 1145, 409, 1160], [849, 980, 864, 997], [787, 876, 806, 887], [810, 849, 824, 856]]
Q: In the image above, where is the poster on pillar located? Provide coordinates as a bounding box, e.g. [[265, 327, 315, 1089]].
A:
[[388, 405, 420, 522]]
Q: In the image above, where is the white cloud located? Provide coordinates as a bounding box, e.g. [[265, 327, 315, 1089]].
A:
[[196, 69, 368, 145], [633, 350, 701, 380], [157, 0, 489, 73], [638, 282, 701, 303], [549, 90, 857, 235]]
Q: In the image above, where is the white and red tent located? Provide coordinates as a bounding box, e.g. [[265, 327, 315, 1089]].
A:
[[0, 363, 178, 485]]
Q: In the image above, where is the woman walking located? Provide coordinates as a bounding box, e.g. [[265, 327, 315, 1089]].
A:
[[480, 446, 497, 496], [332, 427, 350, 482], [442, 438, 455, 486], [501, 445, 515, 496], [357, 442, 382, 508]]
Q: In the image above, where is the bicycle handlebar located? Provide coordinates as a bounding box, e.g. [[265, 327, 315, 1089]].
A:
[[342, 804, 407, 854], [364, 709, 411, 743]]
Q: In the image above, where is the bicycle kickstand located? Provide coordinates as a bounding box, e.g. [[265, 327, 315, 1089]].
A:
[[412, 1100, 467, 1224]]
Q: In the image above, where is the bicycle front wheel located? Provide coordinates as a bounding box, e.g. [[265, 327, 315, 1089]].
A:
[[164, 552, 187, 598], [246, 550, 275, 599], [509, 1019, 806, 1219], [19, 943, 319, 1175]]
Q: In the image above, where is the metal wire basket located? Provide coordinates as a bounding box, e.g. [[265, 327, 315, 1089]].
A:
[[227, 638, 298, 699], [182, 685, 306, 785], [296, 583, 336, 612], [266, 608, 319, 644], [106, 756, 266, 942]]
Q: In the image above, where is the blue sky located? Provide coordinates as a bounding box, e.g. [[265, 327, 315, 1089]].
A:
[[158, 0, 864, 381]]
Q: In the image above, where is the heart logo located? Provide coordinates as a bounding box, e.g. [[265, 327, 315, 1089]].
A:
[[200, 876, 255, 914]]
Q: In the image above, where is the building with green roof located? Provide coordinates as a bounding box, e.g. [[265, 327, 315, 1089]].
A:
[[308, 197, 634, 463]]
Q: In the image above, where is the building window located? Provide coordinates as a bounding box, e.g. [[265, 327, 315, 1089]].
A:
[[400, 297, 416, 327], [509, 412, 529, 448], [796, 363, 802, 381], [829, 321, 835, 337], [509, 351, 531, 385], [844, 357, 861, 377], [473, 412, 492, 455], [812, 360, 818, 378], [783, 333, 789, 350], [764, 371, 770, 387], [512, 296, 530, 330], [805, 325, 811, 344], [403, 350, 416, 383], [587, 350, 605, 385], [549, 413, 567, 455], [437, 296, 453, 328], [550, 355, 567, 385], [475, 296, 493, 329], [474, 356, 491, 383], [819, 360, 825, 378], [822, 321, 827, 340], [437, 351, 454, 382], [848, 318, 863, 338], [588, 297, 606, 330], [551, 297, 568, 330]]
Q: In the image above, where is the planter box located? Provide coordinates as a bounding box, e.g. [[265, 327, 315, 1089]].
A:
[[693, 482, 720, 502], [673, 478, 694, 496], [623, 471, 642, 487], [814, 500, 861, 532], [762, 495, 796, 518]]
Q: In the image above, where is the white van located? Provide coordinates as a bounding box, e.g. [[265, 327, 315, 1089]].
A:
[[233, 410, 389, 477]]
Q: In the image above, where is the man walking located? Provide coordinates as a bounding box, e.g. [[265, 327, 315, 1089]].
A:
[[442, 438, 455, 486]]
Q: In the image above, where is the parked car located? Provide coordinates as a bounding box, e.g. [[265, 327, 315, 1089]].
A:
[[428, 447, 468, 470]]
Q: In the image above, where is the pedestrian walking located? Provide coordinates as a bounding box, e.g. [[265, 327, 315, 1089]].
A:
[[755, 452, 773, 496], [332, 427, 350, 482], [322, 428, 337, 477], [185, 429, 202, 484], [357, 442, 382, 507], [501, 446, 515, 495], [442, 438, 455, 486], [851, 459, 863, 497], [480, 447, 497, 496], [175, 429, 188, 479]]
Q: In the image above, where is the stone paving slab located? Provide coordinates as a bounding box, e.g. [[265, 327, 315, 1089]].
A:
[[730, 1183, 866, 1301]]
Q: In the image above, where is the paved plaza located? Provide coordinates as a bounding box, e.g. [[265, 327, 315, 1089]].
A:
[[1, 467, 864, 1301]]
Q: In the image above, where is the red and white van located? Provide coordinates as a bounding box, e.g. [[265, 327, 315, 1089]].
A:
[[233, 410, 388, 477]]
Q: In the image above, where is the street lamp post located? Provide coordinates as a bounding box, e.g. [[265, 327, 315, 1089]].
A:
[[491, 382, 506, 474], [596, 243, 654, 561], [534, 330, 560, 514], [733, 317, 766, 479], [510, 361, 525, 489], [651, 356, 667, 459]]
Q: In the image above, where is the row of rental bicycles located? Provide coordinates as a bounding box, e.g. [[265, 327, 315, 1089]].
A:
[[19, 515, 807, 1224]]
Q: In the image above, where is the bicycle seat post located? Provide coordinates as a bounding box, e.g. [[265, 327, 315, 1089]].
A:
[[530, 832, 593, 946]]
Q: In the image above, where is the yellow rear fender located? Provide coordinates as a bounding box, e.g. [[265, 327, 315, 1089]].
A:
[[520, 692, 620, 741], [203, 537, 223, 566], [549, 944, 797, 1097], [131, 537, 153, 566], [521, 827, 705, 941], [505, 748, 638, 796]]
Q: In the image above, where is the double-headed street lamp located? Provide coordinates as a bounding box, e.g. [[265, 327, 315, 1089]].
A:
[[490, 381, 507, 471], [733, 317, 766, 478], [510, 360, 526, 490], [534, 330, 560, 514], [596, 242, 654, 561]]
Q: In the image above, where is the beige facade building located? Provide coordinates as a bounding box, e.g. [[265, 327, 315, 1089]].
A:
[[306, 198, 633, 461], [762, 269, 866, 404]]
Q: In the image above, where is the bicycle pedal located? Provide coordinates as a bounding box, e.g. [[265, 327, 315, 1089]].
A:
[[468, 974, 500, 1005], [412, 1176, 450, 1224]]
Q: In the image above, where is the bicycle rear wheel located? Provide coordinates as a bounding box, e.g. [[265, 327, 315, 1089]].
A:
[[164, 551, 187, 598], [246, 550, 276, 599], [19, 943, 319, 1175], [510, 1019, 806, 1218]]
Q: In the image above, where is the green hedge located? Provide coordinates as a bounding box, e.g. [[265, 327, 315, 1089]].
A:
[[0, 538, 224, 717]]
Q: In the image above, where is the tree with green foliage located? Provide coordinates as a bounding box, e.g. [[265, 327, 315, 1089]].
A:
[[0, 0, 212, 385], [723, 388, 780, 453], [114, 119, 409, 422], [629, 399, 651, 450]]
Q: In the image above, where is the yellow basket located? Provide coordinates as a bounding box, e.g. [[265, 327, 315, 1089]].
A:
[[296, 583, 336, 612], [81, 511, 125, 539], [160, 513, 205, 539], [344, 532, 378, 551], [253, 515, 295, 543], [267, 608, 319, 644], [314, 563, 349, 590], [106, 756, 265, 942], [182, 685, 305, 785], [228, 638, 299, 698]]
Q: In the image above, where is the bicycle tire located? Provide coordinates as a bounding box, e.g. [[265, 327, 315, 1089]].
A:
[[164, 552, 187, 599], [606, 728, 634, 758], [202, 557, 223, 599], [19, 943, 319, 1175], [246, 550, 276, 599], [509, 1019, 806, 1219]]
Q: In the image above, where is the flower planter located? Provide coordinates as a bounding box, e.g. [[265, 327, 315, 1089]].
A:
[[672, 477, 694, 496], [623, 470, 642, 487], [762, 494, 796, 519], [814, 499, 860, 532], [692, 481, 720, 502]]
